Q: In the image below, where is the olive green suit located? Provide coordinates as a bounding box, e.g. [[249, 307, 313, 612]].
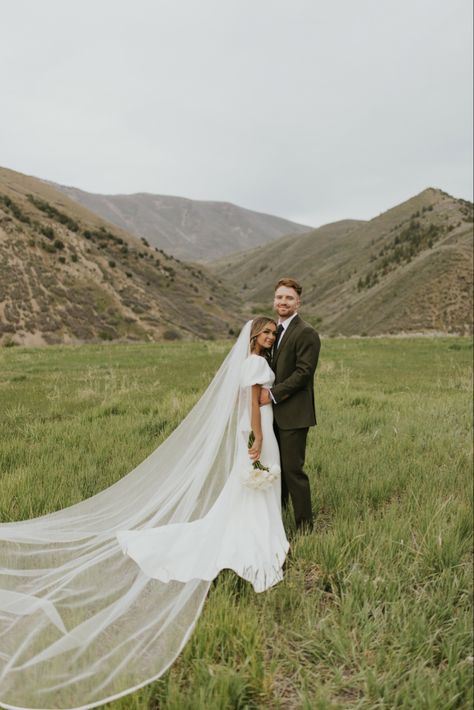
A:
[[270, 315, 320, 528]]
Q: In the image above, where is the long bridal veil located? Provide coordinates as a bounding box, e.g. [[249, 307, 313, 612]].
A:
[[0, 321, 254, 710]]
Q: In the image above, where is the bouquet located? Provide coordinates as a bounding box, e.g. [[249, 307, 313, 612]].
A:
[[242, 432, 280, 491]]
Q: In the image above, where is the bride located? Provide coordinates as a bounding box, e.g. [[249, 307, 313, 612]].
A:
[[0, 318, 289, 710], [117, 316, 289, 592]]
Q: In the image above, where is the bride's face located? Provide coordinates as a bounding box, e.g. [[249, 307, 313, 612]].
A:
[[255, 323, 277, 352]]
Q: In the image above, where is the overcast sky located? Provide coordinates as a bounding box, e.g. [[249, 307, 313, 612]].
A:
[[1, 0, 472, 227]]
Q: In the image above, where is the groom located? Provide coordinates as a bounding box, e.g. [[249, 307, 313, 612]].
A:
[[259, 278, 320, 531]]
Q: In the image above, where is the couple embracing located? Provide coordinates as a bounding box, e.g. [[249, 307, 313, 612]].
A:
[[117, 277, 320, 592], [0, 278, 320, 710]]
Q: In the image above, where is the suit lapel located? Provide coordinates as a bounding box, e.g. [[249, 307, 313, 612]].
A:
[[272, 315, 301, 368]]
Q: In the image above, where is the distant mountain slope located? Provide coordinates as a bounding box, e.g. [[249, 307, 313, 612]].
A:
[[212, 188, 473, 335], [0, 167, 242, 346], [51, 183, 312, 262]]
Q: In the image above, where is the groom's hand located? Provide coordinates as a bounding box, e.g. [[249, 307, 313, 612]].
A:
[[259, 389, 272, 407]]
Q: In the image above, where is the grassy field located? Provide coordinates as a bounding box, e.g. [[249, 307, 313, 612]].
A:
[[0, 337, 472, 709]]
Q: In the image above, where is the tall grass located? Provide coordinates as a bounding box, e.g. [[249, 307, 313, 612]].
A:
[[0, 337, 472, 709]]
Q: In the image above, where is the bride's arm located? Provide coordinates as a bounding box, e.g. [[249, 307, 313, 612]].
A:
[[249, 383, 263, 461]]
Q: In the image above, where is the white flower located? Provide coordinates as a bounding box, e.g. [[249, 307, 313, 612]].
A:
[[241, 462, 279, 491]]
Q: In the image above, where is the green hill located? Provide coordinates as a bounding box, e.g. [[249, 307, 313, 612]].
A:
[[0, 167, 242, 346], [211, 188, 473, 335]]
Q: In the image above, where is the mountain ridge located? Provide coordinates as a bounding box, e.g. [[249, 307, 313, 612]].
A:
[[211, 187, 473, 336], [1, 164, 472, 342], [0, 166, 243, 346], [50, 182, 313, 262]]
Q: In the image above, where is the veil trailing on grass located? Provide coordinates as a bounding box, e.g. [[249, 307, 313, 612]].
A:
[[0, 321, 254, 710]]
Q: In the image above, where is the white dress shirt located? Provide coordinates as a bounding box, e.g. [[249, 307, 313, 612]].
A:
[[276, 312, 298, 348]]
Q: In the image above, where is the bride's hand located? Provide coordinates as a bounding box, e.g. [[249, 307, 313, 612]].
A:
[[248, 436, 262, 462]]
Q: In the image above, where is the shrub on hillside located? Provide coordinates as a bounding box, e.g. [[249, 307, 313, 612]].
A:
[[40, 225, 55, 240], [0, 195, 31, 224], [82, 227, 123, 245], [163, 329, 181, 340], [360, 220, 445, 290], [27, 195, 79, 231]]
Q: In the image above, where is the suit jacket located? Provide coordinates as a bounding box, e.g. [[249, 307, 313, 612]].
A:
[[270, 315, 320, 430]]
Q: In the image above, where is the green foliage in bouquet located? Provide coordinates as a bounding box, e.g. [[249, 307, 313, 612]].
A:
[[247, 430, 270, 472]]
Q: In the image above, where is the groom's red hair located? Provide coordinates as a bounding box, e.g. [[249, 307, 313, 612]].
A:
[[274, 278, 302, 296]]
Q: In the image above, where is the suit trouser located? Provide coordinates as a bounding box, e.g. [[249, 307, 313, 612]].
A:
[[273, 424, 313, 528]]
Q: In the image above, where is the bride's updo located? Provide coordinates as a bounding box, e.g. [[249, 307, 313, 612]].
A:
[[250, 316, 277, 359]]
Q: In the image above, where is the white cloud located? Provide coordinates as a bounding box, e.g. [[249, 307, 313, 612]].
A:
[[0, 0, 472, 227]]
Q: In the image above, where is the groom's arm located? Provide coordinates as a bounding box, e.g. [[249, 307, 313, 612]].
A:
[[270, 328, 320, 404]]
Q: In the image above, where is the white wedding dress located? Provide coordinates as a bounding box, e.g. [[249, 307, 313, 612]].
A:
[[0, 321, 289, 710], [117, 354, 289, 593]]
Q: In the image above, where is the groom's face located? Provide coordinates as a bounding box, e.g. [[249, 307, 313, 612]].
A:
[[273, 286, 300, 320]]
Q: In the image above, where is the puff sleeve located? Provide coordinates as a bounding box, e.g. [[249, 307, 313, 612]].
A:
[[240, 355, 271, 387]]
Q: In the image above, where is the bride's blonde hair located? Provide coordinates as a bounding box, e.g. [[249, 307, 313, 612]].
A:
[[250, 316, 277, 357]]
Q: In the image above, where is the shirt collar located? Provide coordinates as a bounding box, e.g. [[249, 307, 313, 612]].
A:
[[278, 312, 298, 331]]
